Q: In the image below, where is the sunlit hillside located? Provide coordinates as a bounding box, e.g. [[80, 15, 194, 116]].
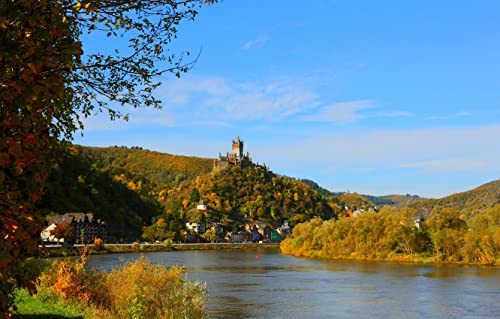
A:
[[409, 179, 500, 217]]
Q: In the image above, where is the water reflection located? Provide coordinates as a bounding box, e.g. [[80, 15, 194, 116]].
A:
[[90, 248, 500, 319]]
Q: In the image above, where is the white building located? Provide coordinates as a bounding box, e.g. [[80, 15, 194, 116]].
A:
[[186, 222, 205, 233]]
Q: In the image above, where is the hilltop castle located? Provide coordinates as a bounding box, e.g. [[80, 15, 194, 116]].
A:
[[213, 136, 252, 170]]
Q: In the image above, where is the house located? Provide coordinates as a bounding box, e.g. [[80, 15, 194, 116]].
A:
[[229, 231, 251, 243], [270, 230, 282, 243], [255, 223, 272, 239], [196, 200, 208, 212], [412, 216, 425, 229], [211, 223, 224, 235], [45, 213, 107, 244], [276, 220, 292, 239], [186, 222, 205, 234], [352, 210, 363, 218]]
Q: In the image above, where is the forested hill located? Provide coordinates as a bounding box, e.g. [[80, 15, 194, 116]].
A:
[[409, 179, 500, 217], [39, 148, 159, 240], [39, 146, 213, 240], [160, 165, 334, 230], [82, 146, 213, 187], [39, 146, 334, 239]]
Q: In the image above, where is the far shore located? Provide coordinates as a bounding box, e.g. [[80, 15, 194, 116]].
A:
[[281, 251, 500, 267], [41, 242, 281, 257]]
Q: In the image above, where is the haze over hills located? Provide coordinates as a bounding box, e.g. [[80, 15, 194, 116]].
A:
[[362, 194, 423, 207], [300, 179, 422, 208]]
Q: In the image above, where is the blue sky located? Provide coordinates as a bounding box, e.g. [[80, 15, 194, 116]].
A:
[[74, 0, 500, 198]]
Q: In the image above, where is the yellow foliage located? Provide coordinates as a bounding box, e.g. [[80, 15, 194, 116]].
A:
[[106, 257, 206, 319], [94, 237, 104, 250], [127, 181, 137, 190], [35, 255, 207, 319]]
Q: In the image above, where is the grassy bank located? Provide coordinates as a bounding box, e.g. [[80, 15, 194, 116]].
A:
[[13, 288, 85, 319]]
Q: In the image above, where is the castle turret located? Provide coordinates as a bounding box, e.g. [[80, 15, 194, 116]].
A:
[[232, 136, 243, 159], [214, 136, 252, 170]]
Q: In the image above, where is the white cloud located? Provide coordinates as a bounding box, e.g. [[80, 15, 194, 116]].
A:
[[425, 111, 471, 120], [376, 111, 413, 117], [301, 100, 375, 122], [255, 125, 500, 173], [160, 76, 233, 107], [242, 35, 270, 50], [158, 75, 322, 122]]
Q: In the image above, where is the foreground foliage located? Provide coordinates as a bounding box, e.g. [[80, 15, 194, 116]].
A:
[[1, 0, 215, 314], [281, 205, 500, 265], [15, 255, 206, 319]]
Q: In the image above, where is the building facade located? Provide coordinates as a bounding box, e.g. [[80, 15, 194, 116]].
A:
[[46, 213, 107, 244]]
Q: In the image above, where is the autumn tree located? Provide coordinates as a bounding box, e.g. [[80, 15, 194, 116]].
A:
[[202, 228, 217, 243], [1, 0, 216, 315]]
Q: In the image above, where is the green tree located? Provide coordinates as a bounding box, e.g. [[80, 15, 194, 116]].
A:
[[190, 187, 201, 203]]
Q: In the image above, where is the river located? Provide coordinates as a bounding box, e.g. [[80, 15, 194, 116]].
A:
[[89, 247, 500, 319]]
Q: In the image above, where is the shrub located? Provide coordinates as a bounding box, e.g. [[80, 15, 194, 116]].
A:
[[35, 251, 109, 308], [23, 251, 207, 319], [131, 241, 141, 251], [94, 238, 104, 250], [105, 257, 206, 319], [163, 238, 173, 247]]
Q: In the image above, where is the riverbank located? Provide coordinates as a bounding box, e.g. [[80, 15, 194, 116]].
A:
[[280, 241, 500, 267], [42, 242, 280, 257]]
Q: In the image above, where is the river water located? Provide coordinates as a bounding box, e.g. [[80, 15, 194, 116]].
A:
[[89, 247, 500, 319]]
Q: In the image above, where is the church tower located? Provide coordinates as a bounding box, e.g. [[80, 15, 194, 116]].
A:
[[232, 136, 243, 159]]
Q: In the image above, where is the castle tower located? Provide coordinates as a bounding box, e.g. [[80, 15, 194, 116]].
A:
[[232, 136, 243, 159]]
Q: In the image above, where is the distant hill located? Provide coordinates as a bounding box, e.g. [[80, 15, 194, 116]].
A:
[[299, 179, 375, 209], [363, 194, 423, 207], [409, 179, 500, 217], [299, 179, 343, 197]]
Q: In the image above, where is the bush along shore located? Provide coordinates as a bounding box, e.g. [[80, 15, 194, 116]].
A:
[[281, 205, 500, 266], [13, 248, 207, 319]]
